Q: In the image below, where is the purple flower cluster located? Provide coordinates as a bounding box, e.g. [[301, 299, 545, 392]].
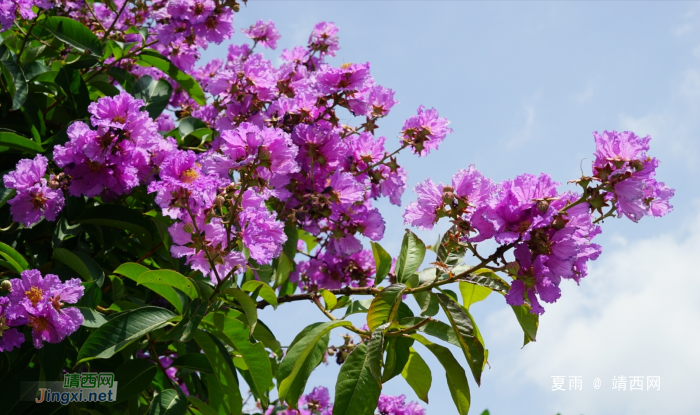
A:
[[54, 91, 163, 200], [377, 394, 426, 415], [401, 105, 453, 156], [3, 154, 65, 227], [0, 0, 53, 31], [591, 130, 674, 222], [243, 20, 281, 50], [291, 250, 376, 291], [0, 270, 83, 351]]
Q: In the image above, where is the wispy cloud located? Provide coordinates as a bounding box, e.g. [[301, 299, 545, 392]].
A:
[[506, 92, 541, 148]]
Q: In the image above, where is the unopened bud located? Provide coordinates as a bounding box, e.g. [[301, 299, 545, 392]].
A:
[[183, 223, 195, 234], [214, 195, 226, 207], [536, 200, 550, 214], [48, 177, 61, 190], [629, 159, 644, 172], [0, 280, 12, 291], [505, 261, 520, 276]]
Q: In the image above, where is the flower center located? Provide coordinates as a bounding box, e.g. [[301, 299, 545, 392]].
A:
[[180, 168, 199, 183], [112, 115, 126, 124], [29, 315, 50, 332], [87, 160, 104, 172], [30, 191, 48, 209], [25, 286, 44, 306]]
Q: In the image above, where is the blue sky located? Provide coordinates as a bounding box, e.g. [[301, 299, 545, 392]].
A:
[[202, 2, 700, 414]]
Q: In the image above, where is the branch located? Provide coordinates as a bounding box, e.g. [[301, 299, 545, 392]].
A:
[[256, 285, 379, 309]]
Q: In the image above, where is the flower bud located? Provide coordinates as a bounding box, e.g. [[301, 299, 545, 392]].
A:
[[442, 185, 455, 204], [0, 279, 11, 291], [48, 176, 61, 190], [214, 195, 226, 207], [536, 199, 550, 213], [183, 223, 195, 234], [505, 261, 520, 276]]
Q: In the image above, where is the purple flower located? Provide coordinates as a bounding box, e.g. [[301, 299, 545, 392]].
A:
[[308, 21, 340, 57], [377, 394, 425, 415], [326, 170, 365, 205], [401, 105, 452, 156], [403, 178, 443, 230], [316, 62, 371, 94], [243, 20, 281, 49], [3, 155, 64, 226], [0, 297, 24, 352], [0, 2, 16, 32], [451, 164, 496, 214], [239, 191, 287, 264], [300, 386, 331, 411]]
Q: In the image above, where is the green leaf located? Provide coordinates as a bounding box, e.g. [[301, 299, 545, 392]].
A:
[[138, 270, 200, 300], [367, 326, 386, 384], [148, 389, 187, 415], [203, 311, 273, 408], [224, 288, 258, 336], [332, 342, 382, 415], [42, 17, 103, 56], [297, 230, 318, 253], [320, 289, 337, 310], [367, 283, 406, 331], [370, 241, 392, 286], [278, 320, 352, 405], [77, 204, 153, 245], [461, 268, 510, 293], [273, 251, 293, 288], [0, 187, 15, 208], [436, 226, 467, 267], [136, 50, 206, 105], [434, 293, 485, 386], [171, 354, 213, 374], [459, 282, 492, 309], [242, 281, 279, 310], [394, 230, 426, 284], [156, 298, 207, 342], [187, 397, 219, 415], [113, 262, 149, 282], [77, 307, 176, 363], [342, 299, 373, 318], [53, 248, 105, 286], [193, 330, 241, 415], [113, 359, 158, 403], [0, 59, 28, 110], [0, 131, 42, 154], [512, 304, 538, 346], [401, 347, 432, 403], [56, 66, 90, 117], [133, 75, 173, 119], [77, 307, 109, 328], [0, 241, 30, 272], [411, 333, 470, 415], [382, 336, 414, 382]]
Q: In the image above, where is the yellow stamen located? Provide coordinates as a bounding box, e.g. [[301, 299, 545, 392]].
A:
[[25, 286, 44, 306]]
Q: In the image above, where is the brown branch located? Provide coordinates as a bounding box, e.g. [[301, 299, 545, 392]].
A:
[[256, 285, 379, 309]]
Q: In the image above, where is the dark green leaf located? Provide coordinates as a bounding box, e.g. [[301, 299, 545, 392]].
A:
[[77, 307, 176, 363], [147, 389, 187, 415], [332, 342, 381, 415], [136, 50, 206, 105], [53, 248, 104, 286], [193, 330, 241, 415], [133, 75, 173, 119], [156, 298, 207, 342], [56, 66, 90, 117], [0, 59, 28, 110], [171, 354, 213, 374], [434, 293, 485, 385], [401, 347, 432, 403], [42, 17, 103, 56], [411, 334, 470, 415], [114, 359, 158, 403], [0, 131, 42, 154], [77, 307, 108, 328], [278, 320, 352, 404], [0, 241, 30, 272], [394, 231, 426, 284], [367, 283, 406, 331], [512, 304, 538, 346], [77, 204, 153, 245], [382, 336, 414, 382], [370, 241, 392, 286]]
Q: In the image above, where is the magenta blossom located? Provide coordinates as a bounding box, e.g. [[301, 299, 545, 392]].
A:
[[401, 105, 452, 156], [243, 20, 281, 49]]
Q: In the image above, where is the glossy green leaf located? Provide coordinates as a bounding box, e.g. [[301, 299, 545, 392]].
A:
[[367, 326, 386, 384], [332, 342, 381, 415], [113, 359, 158, 403], [394, 230, 426, 284], [461, 268, 510, 293], [42, 17, 103, 56], [77, 307, 176, 363], [367, 283, 406, 331], [411, 333, 470, 415], [278, 320, 352, 404], [78, 307, 108, 328], [187, 397, 219, 415], [138, 270, 199, 299], [512, 304, 538, 346], [113, 262, 149, 282], [242, 280, 278, 309], [320, 289, 337, 310], [157, 298, 207, 342], [55, 66, 90, 117], [171, 354, 213, 374], [0, 59, 27, 110], [0, 187, 15, 208], [53, 248, 104, 286], [342, 298, 373, 318], [148, 389, 187, 415], [370, 241, 392, 286], [0, 131, 42, 154], [434, 293, 485, 385], [133, 75, 173, 119], [193, 330, 241, 415], [203, 311, 273, 408], [136, 50, 206, 105], [224, 287, 258, 336], [459, 282, 492, 309], [401, 347, 432, 403], [0, 242, 30, 272], [382, 336, 414, 382]]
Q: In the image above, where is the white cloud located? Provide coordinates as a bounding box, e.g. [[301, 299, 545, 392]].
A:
[[574, 82, 595, 104], [489, 210, 700, 414], [506, 92, 540, 148]]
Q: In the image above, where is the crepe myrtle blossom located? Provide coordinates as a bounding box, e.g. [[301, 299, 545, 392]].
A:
[[591, 130, 674, 222], [403, 178, 444, 230], [0, 297, 24, 352], [377, 394, 426, 415], [243, 20, 281, 49], [3, 154, 65, 227], [5, 270, 83, 348], [401, 105, 453, 156], [308, 21, 340, 57]]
